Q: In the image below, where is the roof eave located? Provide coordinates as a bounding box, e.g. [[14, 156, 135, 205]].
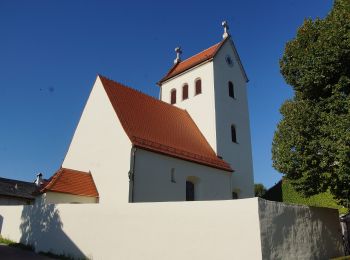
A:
[[44, 189, 99, 198], [158, 58, 214, 86], [134, 144, 233, 173]]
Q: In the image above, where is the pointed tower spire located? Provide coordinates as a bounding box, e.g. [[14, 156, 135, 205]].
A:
[[222, 21, 230, 39], [174, 46, 182, 64]]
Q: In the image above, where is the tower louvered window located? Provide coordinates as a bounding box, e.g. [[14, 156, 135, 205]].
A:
[[195, 79, 202, 95], [182, 84, 188, 100], [170, 89, 176, 104]]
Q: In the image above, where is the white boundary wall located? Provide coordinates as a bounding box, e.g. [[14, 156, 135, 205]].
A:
[[0, 198, 344, 260], [259, 199, 344, 260]]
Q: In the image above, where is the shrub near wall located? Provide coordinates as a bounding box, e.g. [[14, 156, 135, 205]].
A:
[[264, 179, 348, 215]]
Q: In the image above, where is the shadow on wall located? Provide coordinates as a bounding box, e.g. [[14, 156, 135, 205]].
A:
[[19, 197, 86, 259], [259, 199, 343, 260]]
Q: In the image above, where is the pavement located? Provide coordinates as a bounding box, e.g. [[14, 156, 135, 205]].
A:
[[0, 244, 54, 259]]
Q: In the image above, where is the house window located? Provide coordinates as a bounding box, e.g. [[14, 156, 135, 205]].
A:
[[231, 125, 237, 143], [186, 181, 195, 201], [195, 79, 202, 95], [182, 84, 188, 100], [228, 81, 235, 98], [232, 192, 238, 200], [170, 89, 176, 104]]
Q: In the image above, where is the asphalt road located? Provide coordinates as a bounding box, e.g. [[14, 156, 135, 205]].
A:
[[0, 244, 54, 259]]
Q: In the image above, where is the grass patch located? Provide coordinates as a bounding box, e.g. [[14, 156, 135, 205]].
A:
[[263, 179, 349, 215], [330, 256, 350, 260], [0, 236, 15, 245], [0, 235, 34, 251], [0, 236, 87, 260]]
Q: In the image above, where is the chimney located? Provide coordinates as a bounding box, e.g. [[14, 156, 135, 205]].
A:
[[35, 173, 43, 186]]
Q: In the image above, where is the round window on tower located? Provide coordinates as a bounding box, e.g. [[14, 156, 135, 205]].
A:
[[225, 55, 234, 67]]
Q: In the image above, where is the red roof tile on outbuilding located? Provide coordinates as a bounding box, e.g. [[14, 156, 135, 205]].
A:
[[99, 76, 232, 172], [42, 168, 99, 197]]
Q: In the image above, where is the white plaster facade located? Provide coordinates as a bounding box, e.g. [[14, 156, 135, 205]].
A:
[[213, 41, 254, 198], [133, 149, 231, 202], [160, 39, 254, 198], [60, 76, 232, 203], [160, 61, 217, 151], [62, 77, 132, 205], [43, 192, 97, 204]]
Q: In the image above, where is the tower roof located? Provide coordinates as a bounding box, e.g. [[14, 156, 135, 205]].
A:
[[158, 38, 228, 85], [99, 75, 232, 172]]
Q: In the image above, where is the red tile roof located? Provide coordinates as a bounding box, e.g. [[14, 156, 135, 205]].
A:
[[99, 76, 232, 172], [158, 38, 227, 84], [41, 168, 99, 197]]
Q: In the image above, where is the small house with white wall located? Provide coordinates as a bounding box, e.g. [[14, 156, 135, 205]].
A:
[[0, 177, 37, 205], [39, 22, 254, 204]]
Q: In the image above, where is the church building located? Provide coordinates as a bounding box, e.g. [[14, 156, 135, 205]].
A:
[[40, 22, 254, 204]]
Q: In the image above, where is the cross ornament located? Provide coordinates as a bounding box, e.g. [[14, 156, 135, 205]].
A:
[[222, 21, 230, 39]]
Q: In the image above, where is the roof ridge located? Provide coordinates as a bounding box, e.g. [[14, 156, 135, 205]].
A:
[[0, 177, 35, 185], [61, 167, 91, 175], [42, 168, 64, 191], [179, 40, 222, 64], [99, 74, 188, 113]]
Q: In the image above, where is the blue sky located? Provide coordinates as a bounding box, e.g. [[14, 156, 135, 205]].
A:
[[0, 1, 333, 188]]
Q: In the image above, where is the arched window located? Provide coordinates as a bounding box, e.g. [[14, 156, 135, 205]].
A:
[[195, 79, 202, 95], [182, 84, 188, 100], [231, 125, 237, 143], [170, 89, 176, 104], [228, 81, 235, 98], [186, 181, 195, 201]]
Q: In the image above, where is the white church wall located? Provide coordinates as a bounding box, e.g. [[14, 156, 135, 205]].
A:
[[160, 61, 218, 153], [44, 192, 97, 204], [132, 149, 231, 202], [62, 76, 132, 205], [0, 199, 343, 259], [213, 40, 254, 198]]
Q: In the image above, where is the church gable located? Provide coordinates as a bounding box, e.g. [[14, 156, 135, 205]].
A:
[[213, 38, 248, 84], [99, 75, 232, 172], [62, 76, 133, 204]]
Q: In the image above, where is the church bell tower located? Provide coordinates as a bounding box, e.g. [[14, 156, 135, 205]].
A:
[[157, 21, 254, 198]]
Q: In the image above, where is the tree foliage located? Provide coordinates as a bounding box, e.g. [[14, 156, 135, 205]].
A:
[[272, 0, 350, 207], [254, 183, 267, 197]]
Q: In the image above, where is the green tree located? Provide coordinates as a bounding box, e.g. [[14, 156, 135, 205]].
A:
[[254, 183, 267, 197], [272, 0, 350, 207]]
